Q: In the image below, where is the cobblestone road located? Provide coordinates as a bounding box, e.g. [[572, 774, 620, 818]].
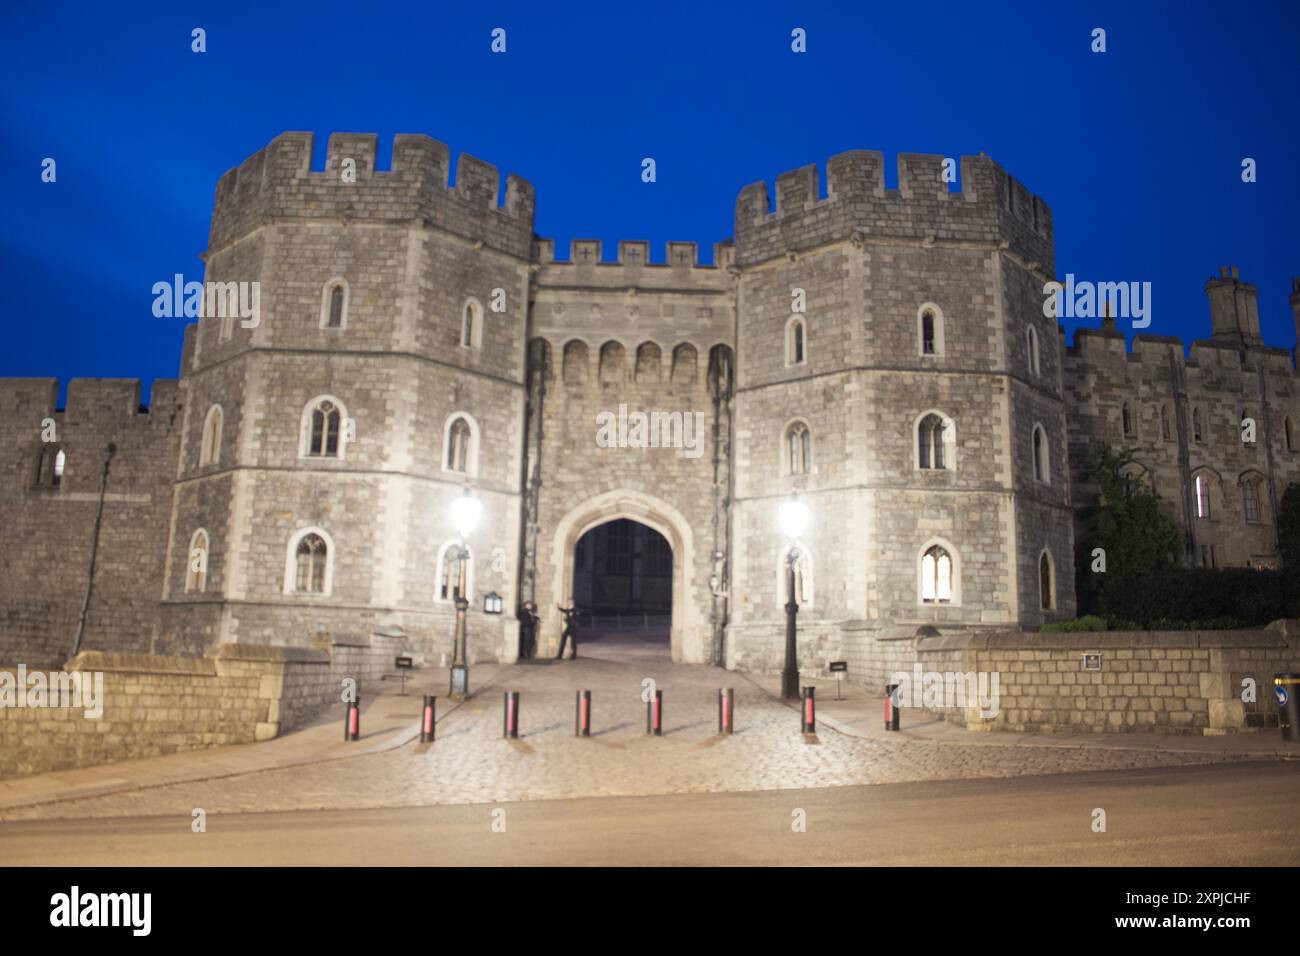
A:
[[0, 639, 1267, 821]]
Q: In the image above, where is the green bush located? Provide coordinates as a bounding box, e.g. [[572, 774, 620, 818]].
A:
[[1074, 442, 1185, 615], [1099, 568, 1299, 630], [1039, 614, 1109, 633]]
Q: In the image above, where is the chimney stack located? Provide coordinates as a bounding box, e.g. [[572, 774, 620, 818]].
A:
[[1205, 266, 1262, 347]]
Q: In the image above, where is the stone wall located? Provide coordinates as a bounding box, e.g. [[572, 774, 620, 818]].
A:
[[0, 378, 182, 669], [848, 622, 1300, 735], [0, 632, 405, 780]]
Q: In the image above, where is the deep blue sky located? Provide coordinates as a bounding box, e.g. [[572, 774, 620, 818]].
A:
[[2, 1, 1297, 403]]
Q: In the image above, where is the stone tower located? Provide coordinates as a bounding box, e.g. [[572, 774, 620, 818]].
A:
[[156, 132, 535, 663], [727, 153, 1075, 678]]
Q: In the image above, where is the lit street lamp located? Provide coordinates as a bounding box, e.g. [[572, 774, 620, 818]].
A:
[[449, 491, 482, 699], [778, 498, 810, 700]]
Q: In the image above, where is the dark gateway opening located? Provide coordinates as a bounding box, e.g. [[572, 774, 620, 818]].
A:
[[572, 518, 671, 653]]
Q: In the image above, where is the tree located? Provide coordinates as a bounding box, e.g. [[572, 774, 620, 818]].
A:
[[1279, 482, 1300, 574], [1074, 442, 1184, 613]]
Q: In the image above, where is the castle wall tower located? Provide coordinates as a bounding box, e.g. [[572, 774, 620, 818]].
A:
[[156, 133, 535, 662], [727, 152, 1074, 678], [1206, 266, 1263, 348]]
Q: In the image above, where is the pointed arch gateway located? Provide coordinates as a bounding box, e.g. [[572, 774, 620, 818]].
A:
[[548, 489, 700, 663]]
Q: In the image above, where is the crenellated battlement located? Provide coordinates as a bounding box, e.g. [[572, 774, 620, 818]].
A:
[[531, 238, 735, 271], [733, 151, 1052, 270], [1067, 321, 1298, 379], [210, 132, 536, 261], [0, 378, 181, 424]]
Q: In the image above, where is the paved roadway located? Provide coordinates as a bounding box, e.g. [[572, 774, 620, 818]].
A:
[[0, 633, 1273, 823], [0, 761, 1295, 865], [2, 632, 1295, 865]]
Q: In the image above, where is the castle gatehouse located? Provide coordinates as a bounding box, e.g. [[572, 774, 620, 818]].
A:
[[3, 132, 1297, 683]]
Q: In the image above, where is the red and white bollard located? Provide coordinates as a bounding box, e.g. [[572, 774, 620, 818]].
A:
[[801, 686, 816, 734], [503, 691, 520, 739], [575, 690, 591, 737], [646, 689, 663, 736], [718, 688, 734, 735], [885, 683, 900, 732], [344, 696, 361, 741], [420, 694, 436, 743]]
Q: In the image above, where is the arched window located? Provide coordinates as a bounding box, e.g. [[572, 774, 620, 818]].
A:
[[461, 299, 483, 348], [920, 544, 954, 604], [284, 528, 333, 595], [1027, 325, 1041, 376], [917, 413, 955, 470], [1241, 476, 1262, 523], [320, 278, 349, 330], [635, 342, 661, 383], [563, 340, 589, 384], [218, 292, 238, 341], [1121, 402, 1134, 437], [1194, 474, 1212, 519], [35, 445, 66, 488], [1161, 404, 1172, 441], [295, 534, 327, 593], [785, 421, 811, 475], [186, 529, 209, 593], [200, 405, 223, 466], [435, 541, 475, 604], [301, 397, 345, 459], [917, 303, 945, 357], [776, 546, 812, 607], [671, 343, 697, 383], [1032, 425, 1049, 482], [441, 416, 478, 476], [1039, 551, 1054, 610], [599, 341, 626, 383], [786, 317, 806, 366], [1192, 407, 1203, 443]]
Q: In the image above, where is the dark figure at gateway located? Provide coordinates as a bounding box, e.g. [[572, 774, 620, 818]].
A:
[[518, 601, 539, 660], [556, 604, 580, 660]]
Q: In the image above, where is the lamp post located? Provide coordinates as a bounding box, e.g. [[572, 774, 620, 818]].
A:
[[449, 491, 482, 700], [778, 498, 810, 700]]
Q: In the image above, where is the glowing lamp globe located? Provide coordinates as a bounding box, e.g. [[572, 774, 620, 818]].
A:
[[451, 494, 482, 540], [777, 499, 810, 541]]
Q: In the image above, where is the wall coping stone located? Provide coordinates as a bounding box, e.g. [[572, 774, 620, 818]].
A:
[[205, 644, 330, 665], [916, 629, 1291, 654], [842, 622, 942, 640], [63, 651, 217, 676]]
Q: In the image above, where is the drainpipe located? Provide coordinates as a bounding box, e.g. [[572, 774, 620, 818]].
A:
[[71, 442, 115, 659]]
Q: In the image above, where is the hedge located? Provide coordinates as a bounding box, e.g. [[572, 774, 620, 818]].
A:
[[1039, 615, 1109, 633], [1098, 567, 1299, 630]]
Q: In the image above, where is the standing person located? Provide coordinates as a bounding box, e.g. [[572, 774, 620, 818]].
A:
[[518, 601, 539, 660], [555, 603, 579, 660]]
